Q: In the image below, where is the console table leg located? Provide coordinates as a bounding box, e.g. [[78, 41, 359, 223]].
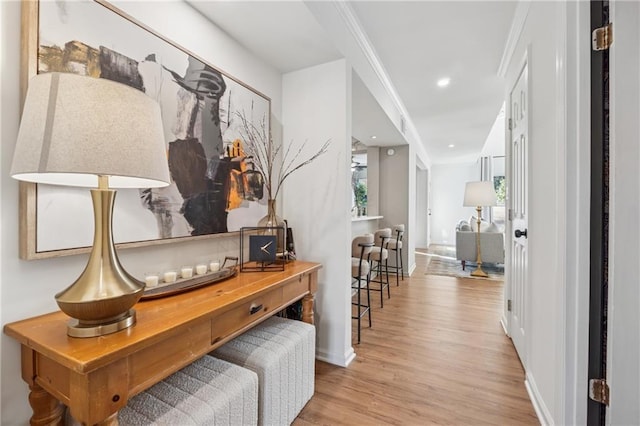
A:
[[28, 383, 64, 426], [302, 294, 314, 325]]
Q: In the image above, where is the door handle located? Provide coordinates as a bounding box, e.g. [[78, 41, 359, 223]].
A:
[[515, 229, 528, 239]]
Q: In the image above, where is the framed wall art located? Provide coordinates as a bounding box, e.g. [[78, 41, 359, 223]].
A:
[[19, 0, 270, 259]]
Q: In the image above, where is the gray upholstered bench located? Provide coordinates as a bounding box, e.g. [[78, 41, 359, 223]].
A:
[[117, 355, 258, 425], [212, 316, 315, 426]]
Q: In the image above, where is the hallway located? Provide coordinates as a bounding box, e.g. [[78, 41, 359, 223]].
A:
[[294, 253, 538, 425]]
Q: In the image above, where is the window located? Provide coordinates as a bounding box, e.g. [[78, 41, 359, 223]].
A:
[[351, 147, 367, 216], [492, 156, 505, 228]]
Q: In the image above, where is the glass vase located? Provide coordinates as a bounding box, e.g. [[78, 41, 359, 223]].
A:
[[258, 199, 286, 255]]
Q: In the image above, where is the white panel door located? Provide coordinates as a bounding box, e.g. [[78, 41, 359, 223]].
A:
[[509, 61, 528, 366], [607, 1, 640, 423]]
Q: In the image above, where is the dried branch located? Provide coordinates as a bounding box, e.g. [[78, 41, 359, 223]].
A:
[[235, 110, 330, 202], [273, 139, 331, 201]]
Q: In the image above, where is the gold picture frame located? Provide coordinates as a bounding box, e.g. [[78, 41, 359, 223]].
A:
[[18, 0, 271, 259]]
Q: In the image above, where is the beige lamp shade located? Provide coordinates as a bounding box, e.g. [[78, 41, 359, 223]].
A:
[[11, 72, 170, 188], [10, 72, 171, 337], [463, 181, 497, 207]]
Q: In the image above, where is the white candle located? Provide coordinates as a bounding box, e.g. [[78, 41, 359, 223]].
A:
[[145, 275, 159, 287], [196, 264, 208, 275], [209, 261, 220, 272], [181, 266, 193, 279], [163, 271, 177, 283]]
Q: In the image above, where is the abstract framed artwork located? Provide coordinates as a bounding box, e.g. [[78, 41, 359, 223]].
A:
[[19, 0, 269, 259]]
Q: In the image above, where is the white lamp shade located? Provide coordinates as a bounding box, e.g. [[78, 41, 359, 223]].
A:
[[463, 181, 497, 207], [11, 72, 170, 188]]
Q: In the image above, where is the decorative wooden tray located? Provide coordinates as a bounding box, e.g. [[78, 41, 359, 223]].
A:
[[140, 257, 239, 300]]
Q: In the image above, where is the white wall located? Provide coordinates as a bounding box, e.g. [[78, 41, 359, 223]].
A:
[[366, 147, 380, 216], [282, 59, 353, 366], [0, 1, 9, 419], [379, 145, 411, 273], [415, 168, 429, 248], [481, 106, 506, 158], [406, 145, 417, 274], [0, 2, 282, 423], [430, 162, 480, 245], [503, 1, 568, 423]]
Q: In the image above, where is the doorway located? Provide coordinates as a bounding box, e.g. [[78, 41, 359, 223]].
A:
[[507, 53, 529, 367]]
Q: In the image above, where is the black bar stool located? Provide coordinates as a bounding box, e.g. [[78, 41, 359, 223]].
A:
[[386, 224, 405, 286], [368, 228, 391, 308], [351, 234, 374, 344]]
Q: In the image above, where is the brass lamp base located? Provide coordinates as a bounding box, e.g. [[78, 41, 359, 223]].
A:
[[67, 309, 136, 338], [55, 183, 144, 338], [471, 205, 489, 279], [470, 265, 489, 278]]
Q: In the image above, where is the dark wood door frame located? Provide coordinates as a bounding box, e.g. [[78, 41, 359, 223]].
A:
[[588, 1, 609, 424]]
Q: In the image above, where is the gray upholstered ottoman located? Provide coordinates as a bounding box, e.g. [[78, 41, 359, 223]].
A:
[[118, 355, 258, 425], [212, 316, 316, 426]]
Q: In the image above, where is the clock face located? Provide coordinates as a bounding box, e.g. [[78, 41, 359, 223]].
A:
[[249, 235, 277, 263]]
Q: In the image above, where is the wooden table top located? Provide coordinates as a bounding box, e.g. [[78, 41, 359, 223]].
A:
[[4, 260, 321, 374]]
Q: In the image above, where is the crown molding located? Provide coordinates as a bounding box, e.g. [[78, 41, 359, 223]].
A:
[[498, 0, 532, 78], [332, 1, 403, 117], [331, 0, 430, 166]]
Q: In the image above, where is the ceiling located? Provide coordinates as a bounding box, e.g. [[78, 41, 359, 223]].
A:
[[187, 1, 516, 164]]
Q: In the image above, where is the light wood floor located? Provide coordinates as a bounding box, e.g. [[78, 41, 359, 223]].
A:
[[294, 252, 538, 425]]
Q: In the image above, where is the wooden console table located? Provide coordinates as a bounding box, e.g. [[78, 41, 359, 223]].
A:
[[4, 261, 321, 425]]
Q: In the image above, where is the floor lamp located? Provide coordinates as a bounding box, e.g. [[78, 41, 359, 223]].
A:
[[463, 181, 497, 278], [10, 73, 170, 337]]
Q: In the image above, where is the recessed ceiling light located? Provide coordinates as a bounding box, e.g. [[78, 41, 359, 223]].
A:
[[437, 77, 451, 88], [448, 144, 455, 148], [371, 135, 377, 139]]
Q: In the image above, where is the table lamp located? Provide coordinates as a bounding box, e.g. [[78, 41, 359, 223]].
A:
[[463, 181, 497, 278], [10, 72, 170, 337]]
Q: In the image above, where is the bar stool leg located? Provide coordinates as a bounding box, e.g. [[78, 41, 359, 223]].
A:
[[356, 276, 361, 344], [385, 258, 391, 299], [394, 249, 400, 286], [399, 246, 405, 281], [366, 274, 372, 327], [377, 260, 384, 308]]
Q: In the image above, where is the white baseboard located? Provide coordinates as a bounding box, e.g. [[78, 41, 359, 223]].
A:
[[344, 347, 356, 366], [500, 315, 510, 336], [408, 262, 416, 276], [525, 372, 553, 426], [316, 346, 356, 367]]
